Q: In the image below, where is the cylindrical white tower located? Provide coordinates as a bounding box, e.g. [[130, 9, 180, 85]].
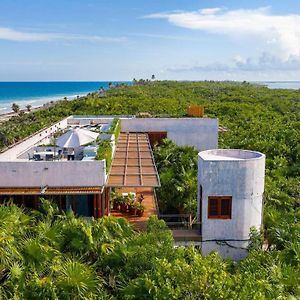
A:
[[198, 149, 265, 260]]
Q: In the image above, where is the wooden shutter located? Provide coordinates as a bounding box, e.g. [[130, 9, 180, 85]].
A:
[[208, 196, 232, 219], [208, 198, 218, 216]]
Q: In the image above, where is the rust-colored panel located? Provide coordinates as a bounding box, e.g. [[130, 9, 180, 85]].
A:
[[148, 132, 167, 147], [127, 158, 139, 165], [140, 152, 152, 159], [187, 105, 204, 117], [126, 175, 141, 186], [107, 133, 160, 187], [111, 165, 125, 174], [142, 175, 159, 186], [127, 166, 140, 174], [142, 166, 156, 173]]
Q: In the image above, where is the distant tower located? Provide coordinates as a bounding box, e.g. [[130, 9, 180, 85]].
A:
[[198, 149, 265, 260]]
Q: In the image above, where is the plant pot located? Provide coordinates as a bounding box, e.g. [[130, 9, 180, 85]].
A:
[[137, 210, 144, 217], [128, 205, 134, 214], [113, 202, 119, 211], [131, 208, 138, 216], [120, 203, 128, 213]]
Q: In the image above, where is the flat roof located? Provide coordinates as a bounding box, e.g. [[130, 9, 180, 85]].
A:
[[199, 149, 265, 161], [107, 133, 160, 187], [0, 187, 103, 195]]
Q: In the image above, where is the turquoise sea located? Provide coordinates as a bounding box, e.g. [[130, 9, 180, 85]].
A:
[[0, 81, 130, 113], [0, 81, 299, 114]]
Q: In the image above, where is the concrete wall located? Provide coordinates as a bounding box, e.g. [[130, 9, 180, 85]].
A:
[[121, 118, 218, 151], [0, 117, 69, 161], [198, 149, 265, 260], [68, 115, 135, 126], [0, 160, 106, 187]]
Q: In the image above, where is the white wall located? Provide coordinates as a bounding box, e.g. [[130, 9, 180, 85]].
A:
[[0, 117, 69, 161], [121, 118, 218, 151], [198, 150, 265, 260], [0, 160, 106, 187]]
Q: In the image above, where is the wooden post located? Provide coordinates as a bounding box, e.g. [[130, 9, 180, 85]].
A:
[[93, 194, 97, 218], [96, 193, 102, 218], [33, 195, 39, 210], [105, 188, 111, 216], [101, 192, 105, 216]]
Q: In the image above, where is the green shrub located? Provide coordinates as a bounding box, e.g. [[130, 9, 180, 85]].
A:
[[95, 140, 112, 172]]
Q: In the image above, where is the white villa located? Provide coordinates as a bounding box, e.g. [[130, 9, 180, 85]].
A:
[[0, 115, 265, 260]]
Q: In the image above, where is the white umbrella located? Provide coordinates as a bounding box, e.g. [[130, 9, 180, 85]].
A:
[[56, 128, 99, 148]]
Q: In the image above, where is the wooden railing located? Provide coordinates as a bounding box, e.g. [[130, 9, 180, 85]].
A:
[[153, 189, 201, 230]]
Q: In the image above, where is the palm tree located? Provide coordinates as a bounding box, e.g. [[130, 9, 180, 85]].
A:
[[26, 104, 32, 112], [0, 132, 8, 146], [55, 258, 103, 299], [11, 103, 20, 113]]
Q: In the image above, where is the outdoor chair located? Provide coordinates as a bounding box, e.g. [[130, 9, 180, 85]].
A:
[[57, 150, 63, 160], [33, 154, 42, 161], [45, 154, 54, 161]]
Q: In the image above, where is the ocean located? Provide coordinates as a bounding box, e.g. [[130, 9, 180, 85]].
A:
[[0, 81, 130, 114], [254, 81, 300, 90], [0, 81, 299, 114]]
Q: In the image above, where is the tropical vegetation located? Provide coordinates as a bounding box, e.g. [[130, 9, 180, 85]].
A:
[[95, 118, 120, 172], [0, 81, 299, 298], [0, 201, 298, 299]]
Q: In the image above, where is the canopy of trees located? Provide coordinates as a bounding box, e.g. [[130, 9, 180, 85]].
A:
[[154, 139, 198, 216], [0, 201, 298, 299], [0, 81, 299, 298]]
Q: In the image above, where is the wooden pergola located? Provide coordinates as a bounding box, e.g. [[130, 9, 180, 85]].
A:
[[107, 133, 160, 187]]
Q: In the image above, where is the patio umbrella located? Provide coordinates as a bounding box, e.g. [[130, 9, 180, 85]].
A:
[[56, 128, 99, 148]]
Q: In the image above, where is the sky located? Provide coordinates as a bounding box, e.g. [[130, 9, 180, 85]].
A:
[[1, 0, 300, 81]]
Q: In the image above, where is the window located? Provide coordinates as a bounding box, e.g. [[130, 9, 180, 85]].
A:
[[208, 196, 232, 219]]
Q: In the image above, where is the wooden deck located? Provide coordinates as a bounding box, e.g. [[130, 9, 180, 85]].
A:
[[110, 187, 157, 231], [172, 229, 201, 242]]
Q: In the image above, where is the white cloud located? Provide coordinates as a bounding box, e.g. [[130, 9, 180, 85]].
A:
[[167, 53, 300, 73], [0, 27, 50, 41], [129, 32, 202, 42], [199, 8, 222, 15], [144, 7, 300, 59], [0, 27, 126, 43]]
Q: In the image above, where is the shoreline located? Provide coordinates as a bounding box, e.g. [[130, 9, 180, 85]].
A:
[[0, 93, 88, 123]]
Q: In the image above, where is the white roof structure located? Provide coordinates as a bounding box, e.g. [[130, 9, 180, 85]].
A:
[[199, 149, 264, 161], [56, 128, 99, 148]]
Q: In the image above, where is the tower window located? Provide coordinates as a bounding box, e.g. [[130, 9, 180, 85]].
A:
[[208, 196, 232, 219]]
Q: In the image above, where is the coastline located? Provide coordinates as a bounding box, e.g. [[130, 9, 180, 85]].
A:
[[0, 81, 131, 119], [0, 93, 87, 123]]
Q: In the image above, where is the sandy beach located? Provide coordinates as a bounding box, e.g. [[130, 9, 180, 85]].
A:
[[0, 93, 89, 123], [0, 105, 44, 123]]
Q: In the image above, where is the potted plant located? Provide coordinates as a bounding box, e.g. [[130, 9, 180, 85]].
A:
[[136, 202, 145, 217], [119, 196, 129, 213], [128, 199, 135, 215], [112, 195, 122, 211], [129, 202, 139, 216]]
